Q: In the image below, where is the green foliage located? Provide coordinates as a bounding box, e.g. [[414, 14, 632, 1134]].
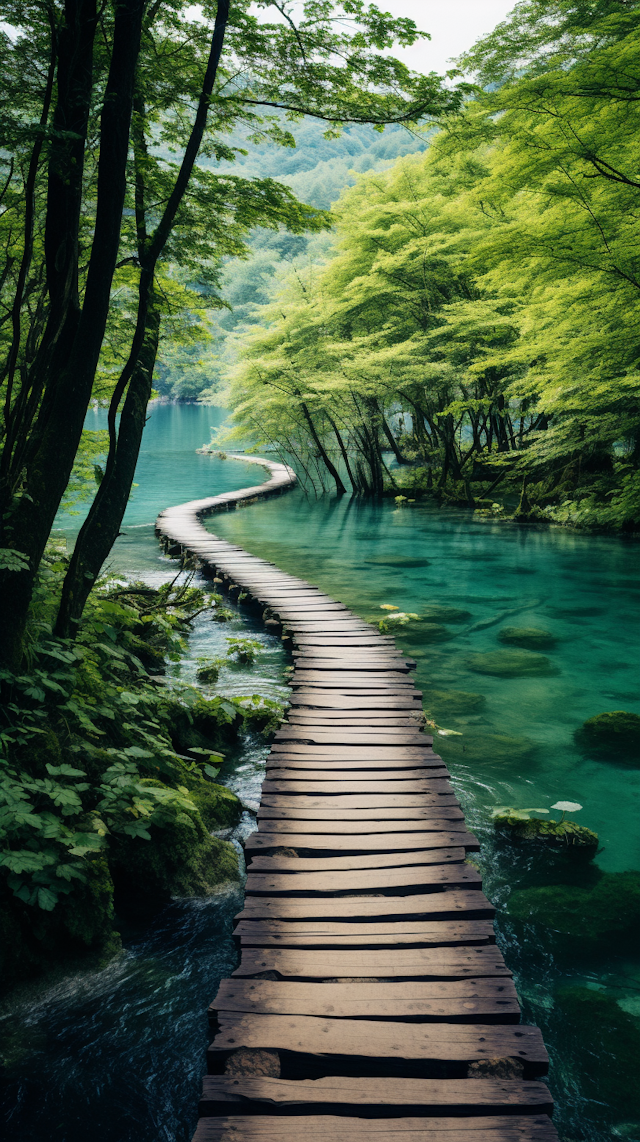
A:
[[225, 637, 264, 665], [216, 0, 640, 529], [0, 554, 285, 984]]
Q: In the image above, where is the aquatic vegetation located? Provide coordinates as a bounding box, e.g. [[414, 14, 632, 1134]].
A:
[[508, 871, 640, 946], [225, 638, 263, 665], [554, 987, 640, 1120], [436, 730, 537, 766], [422, 605, 472, 623], [497, 626, 557, 650], [465, 649, 557, 677], [196, 660, 221, 684], [492, 804, 597, 849], [422, 689, 486, 718], [378, 610, 420, 634], [576, 710, 640, 765]]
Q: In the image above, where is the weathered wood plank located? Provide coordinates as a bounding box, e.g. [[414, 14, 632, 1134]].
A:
[[244, 863, 482, 897], [246, 830, 473, 854], [232, 945, 508, 981], [260, 779, 451, 796], [236, 892, 495, 923], [198, 1076, 554, 1118], [193, 1115, 558, 1142], [210, 978, 520, 1023], [234, 919, 494, 949], [259, 793, 455, 810], [256, 805, 462, 822], [207, 1014, 547, 1077], [246, 849, 468, 872]]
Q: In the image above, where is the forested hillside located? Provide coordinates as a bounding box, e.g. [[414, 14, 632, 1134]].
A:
[[216, 0, 640, 532], [155, 119, 431, 399]]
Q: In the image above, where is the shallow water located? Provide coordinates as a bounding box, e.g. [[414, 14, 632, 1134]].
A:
[[5, 405, 640, 1141]]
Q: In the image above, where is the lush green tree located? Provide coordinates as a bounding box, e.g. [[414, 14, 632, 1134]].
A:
[[0, 0, 463, 666]]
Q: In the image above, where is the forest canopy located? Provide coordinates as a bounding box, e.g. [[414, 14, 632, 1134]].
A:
[[217, 0, 640, 530]]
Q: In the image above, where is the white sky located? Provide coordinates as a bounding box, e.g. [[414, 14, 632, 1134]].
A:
[[372, 1, 517, 73]]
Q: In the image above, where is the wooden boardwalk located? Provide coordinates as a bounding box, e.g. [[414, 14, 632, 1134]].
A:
[[156, 457, 556, 1142]]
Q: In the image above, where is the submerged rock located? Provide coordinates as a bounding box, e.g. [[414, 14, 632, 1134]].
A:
[[422, 688, 487, 718], [554, 986, 640, 1119], [497, 626, 557, 650], [417, 622, 452, 643], [465, 649, 557, 677], [422, 604, 472, 623], [576, 710, 640, 766], [437, 730, 537, 766], [493, 813, 598, 850], [365, 555, 430, 567], [508, 870, 640, 946]]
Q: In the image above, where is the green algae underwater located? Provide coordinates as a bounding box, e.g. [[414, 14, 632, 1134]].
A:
[[2, 404, 639, 1142]]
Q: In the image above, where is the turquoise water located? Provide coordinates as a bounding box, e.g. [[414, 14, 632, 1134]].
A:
[[6, 404, 639, 1140]]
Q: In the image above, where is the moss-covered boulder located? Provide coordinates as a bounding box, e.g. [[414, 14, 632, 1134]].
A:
[[508, 870, 640, 946], [497, 626, 557, 650], [161, 694, 243, 755], [576, 711, 640, 766], [493, 812, 598, 850], [111, 797, 239, 904], [555, 986, 640, 1119], [422, 689, 487, 718], [422, 605, 472, 624], [185, 778, 243, 830], [437, 730, 537, 767], [416, 623, 452, 644], [465, 649, 557, 677]]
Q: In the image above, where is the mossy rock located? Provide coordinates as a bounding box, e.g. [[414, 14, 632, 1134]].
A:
[[576, 711, 640, 766], [197, 662, 221, 684], [365, 556, 430, 567], [508, 870, 640, 946], [188, 781, 243, 830], [111, 798, 239, 903], [161, 694, 242, 755], [422, 689, 486, 718], [497, 626, 557, 650], [437, 730, 537, 767], [555, 986, 640, 1119], [494, 815, 598, 850], [416, 623, 452, 644], [422, 605, 472, 624], [465, 649, 557, 677]]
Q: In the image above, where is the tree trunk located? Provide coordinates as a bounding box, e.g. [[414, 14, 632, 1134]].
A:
[[0, 0, 144, 668], [54, 301, 161, 638], [300, 402, 346, 494], [326, 413, 358, 492]]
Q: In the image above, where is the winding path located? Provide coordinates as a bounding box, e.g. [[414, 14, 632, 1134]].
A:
[[156, 456, 557, 1142]]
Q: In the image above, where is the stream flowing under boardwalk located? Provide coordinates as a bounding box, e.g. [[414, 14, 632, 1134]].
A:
[[156, 456, 557, 1142]]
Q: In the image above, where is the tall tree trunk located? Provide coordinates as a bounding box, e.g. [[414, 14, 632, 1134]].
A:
[[54, 300, 160, 638], [54, 0, 232, 636], [326, 412, 357, 492], [300, 402, 346, 494], [0, 0, 144, 668]]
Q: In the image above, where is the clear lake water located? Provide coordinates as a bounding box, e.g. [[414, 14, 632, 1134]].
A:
[[2, 402, 639, 1141]]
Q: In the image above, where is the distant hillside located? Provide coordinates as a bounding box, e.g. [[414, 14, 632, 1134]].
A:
[[155, 119, 428, 399]]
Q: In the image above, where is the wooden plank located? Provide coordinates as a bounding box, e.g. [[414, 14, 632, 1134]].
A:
[[259, 793, 455, 810], [289, 694, 422, 708], [269, 745, 438, 759], [244, 863, 482, 896], [257, 806, 462, 822], [235, 892, 495, 922], [233, 946, 507, 980], [198, 1076, 554, 1118], [246, 850, 469, 872], [246, 830, 472, 854], [274, 731, 429, 745], [264, 758, 443, 771], [260, 780, 451, 796], [193, 1115, 558, 1141], [234, 919, 494, 948], [253, 816, 465, 835], [207, 1014, 547, 1077], [210, 978, 520, 1024]]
